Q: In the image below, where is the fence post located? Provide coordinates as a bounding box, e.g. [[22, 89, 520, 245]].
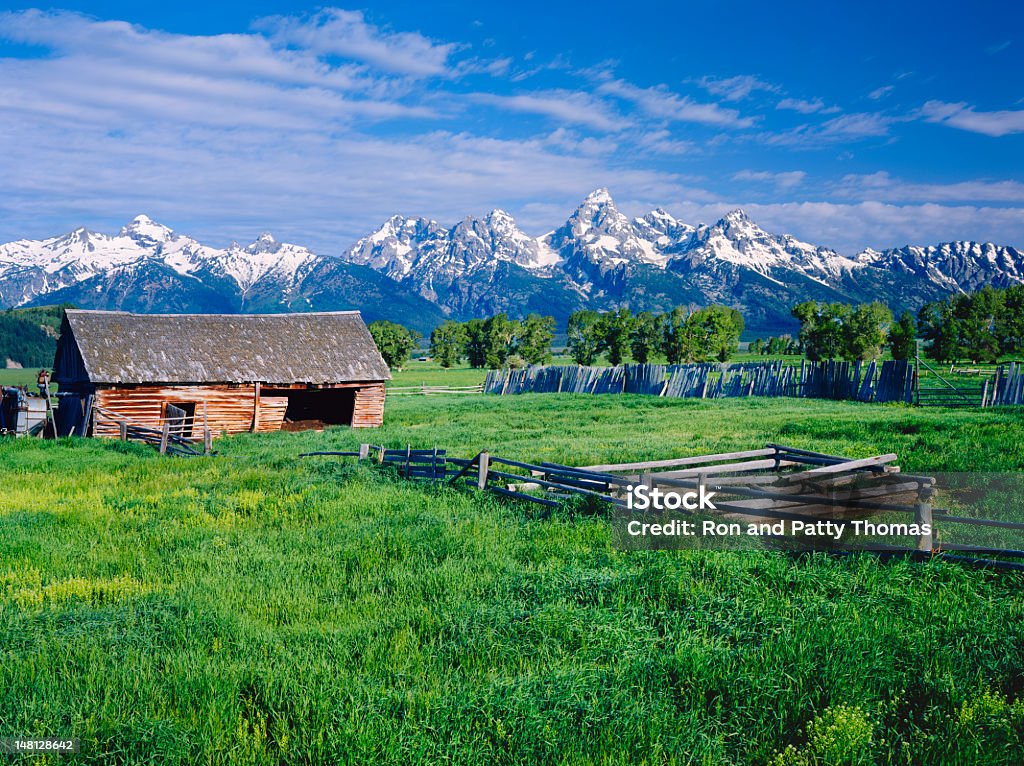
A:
[[119, 420, 128, 441], [915, 482, 934, 553], [159, 421, 170, 455], [204, 428, 212, 454], [477, 450, 490, 490], [359, 443, 370, 460]]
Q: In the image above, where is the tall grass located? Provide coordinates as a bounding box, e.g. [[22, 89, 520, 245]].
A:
[[2, 397, 1023, 764]]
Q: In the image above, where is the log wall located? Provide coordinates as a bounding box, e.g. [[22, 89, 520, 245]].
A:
[[352, 383, 386, 428], [92, 381, 387, 438], [93, 384, 283, 438]]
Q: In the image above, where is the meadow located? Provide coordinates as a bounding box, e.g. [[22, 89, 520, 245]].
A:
[[2, 385, 1024, 764]]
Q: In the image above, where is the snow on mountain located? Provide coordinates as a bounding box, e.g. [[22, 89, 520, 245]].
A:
[[543, 188, 673, 269], [119, 214, 174, 245], [0, 217, 319, 308], [344, 216, 443, 279], [855, 241, 1024, 293], [671, 208, 862, 284], [3, 191, 1023, 335]]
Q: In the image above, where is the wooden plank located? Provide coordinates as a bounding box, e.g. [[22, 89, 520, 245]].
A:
[[782, 454, 898, 483], [648, 458, 798, 478], [575, 447, 778, 473], [477, 451, 490, 490]]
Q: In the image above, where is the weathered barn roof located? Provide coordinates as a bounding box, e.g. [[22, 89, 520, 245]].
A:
[[60, 310, 391, 385]]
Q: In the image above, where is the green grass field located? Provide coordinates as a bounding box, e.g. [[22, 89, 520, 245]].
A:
[[2, 395, 1024, 764]]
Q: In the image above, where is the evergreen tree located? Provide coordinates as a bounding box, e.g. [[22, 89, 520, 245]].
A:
[[954, 287, 1002, 362], [996, 284, 1024, 355], [888, 311, 917, 360], [918, 301, 961, 364]]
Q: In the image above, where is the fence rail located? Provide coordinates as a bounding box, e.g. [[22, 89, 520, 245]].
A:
[[386, 384, 484, 397], [301, 442, 1024, 570], [92, 405, 212, 456]]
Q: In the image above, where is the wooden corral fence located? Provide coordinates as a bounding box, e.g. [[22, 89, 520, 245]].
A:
[[386, 384, 484, 397], [484, 360, 915, 403], [988, 362, 1024, 406], [92, 404, 213, 456], [303, 443, 1024, 571], [916, 359, 1024, 407]]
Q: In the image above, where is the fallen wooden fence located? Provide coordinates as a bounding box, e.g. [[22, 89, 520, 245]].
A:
[[301, 442, 1024, 570], [484, 360, 916, 404]]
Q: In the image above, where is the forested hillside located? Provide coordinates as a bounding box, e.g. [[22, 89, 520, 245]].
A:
[[0, 305, 67, 368]]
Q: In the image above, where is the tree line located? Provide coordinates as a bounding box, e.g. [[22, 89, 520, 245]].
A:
[[566, 305, 744, 365], [917, 285, 1024, 363], [370, 284, 1024, 371], [368, 314, 556, 370]]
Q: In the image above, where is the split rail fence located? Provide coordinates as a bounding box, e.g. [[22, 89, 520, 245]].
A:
[[301, 442, 1024, 571], [386, 384, 484, 397]]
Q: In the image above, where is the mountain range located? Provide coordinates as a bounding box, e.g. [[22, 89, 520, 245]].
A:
[[3, 189, 1023, 335]]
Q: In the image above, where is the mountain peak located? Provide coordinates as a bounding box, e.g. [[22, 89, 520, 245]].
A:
[[246, 231, 281, 254], [582, 188, 615, 206], [721, 208, 751, 225], [119, 214, 173, 243]]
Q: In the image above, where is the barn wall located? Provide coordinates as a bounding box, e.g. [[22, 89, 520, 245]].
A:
[[352, 383, 386, 428], [92, 380, 387, 437], [92, 385, 286, 438]]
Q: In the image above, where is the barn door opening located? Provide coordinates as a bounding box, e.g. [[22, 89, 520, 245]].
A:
[[262, 388, 356, 431]]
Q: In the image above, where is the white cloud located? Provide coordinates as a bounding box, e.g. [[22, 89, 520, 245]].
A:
[[919, 101, 1024, 137], [835, 172, 1024, 203], [763, 112, 893, 146], [697, 75, 778, 101], [733, 170, 807, 190], [255, 8, 458, 78], [868, 85, 894, 100], [468, 90, 626, 132], [775, 97, 839, 115], [598, 79, 755, 128]]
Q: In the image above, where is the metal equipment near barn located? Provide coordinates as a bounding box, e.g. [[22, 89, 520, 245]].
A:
[[52, 310, 391, 441], [0, 385, 49, 436]]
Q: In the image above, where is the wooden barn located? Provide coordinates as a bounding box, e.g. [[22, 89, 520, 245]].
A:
[[52, 310, 390, 438]]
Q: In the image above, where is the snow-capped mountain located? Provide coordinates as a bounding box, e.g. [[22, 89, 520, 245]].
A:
[[857, 241, 1024, 293], [0, 215, 445, 332], [336, 190, 1024, 330], [3, 192, 1023, 334]]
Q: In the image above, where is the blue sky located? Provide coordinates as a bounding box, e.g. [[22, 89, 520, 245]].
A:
[[0, 0, 1021, 253]]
